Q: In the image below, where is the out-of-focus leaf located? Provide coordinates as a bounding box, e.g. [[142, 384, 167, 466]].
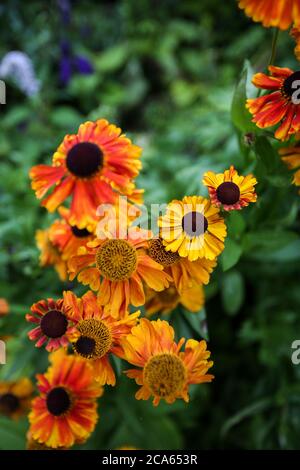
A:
[[221, 270, 245, 315], [231, 60, 256, 133], [221, 238, 243, 271]]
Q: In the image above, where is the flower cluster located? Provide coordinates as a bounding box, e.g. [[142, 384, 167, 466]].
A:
[[6, 116, 258, 449]]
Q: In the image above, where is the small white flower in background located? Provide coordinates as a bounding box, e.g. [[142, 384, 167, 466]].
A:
[[0, 51, 40, 97]]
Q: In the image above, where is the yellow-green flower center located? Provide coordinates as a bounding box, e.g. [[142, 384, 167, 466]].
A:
[[96, 239, 137, 281], [144, 353, 186, 398], [73, 318, 112, 359], [148, 238, 180, 267]]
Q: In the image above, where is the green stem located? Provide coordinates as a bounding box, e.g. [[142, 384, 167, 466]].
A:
[[269, 28, 279, 66]]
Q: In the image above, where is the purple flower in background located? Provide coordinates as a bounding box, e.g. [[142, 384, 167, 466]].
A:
[[57, 0, 71, 25], [59, 39, 94, 86], [0, 51, 40, 97]]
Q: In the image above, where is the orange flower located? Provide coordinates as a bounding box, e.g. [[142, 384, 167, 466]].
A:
[[291, 26, 300, 61], [145, 282, 205, 315], [36, 228, 67, 281], [0, 298, 9, 317], [279, 143, 300, 189], [203, 166, 257, 211], [50, 207, 95, 261], [148, 238, 216, 293], [238, 0, 300, 30], [30, 119, 142, 228], [0, 378, 34, 419], [26, 295, 77, 352], [64, 290, 139, 385], [68, 230, 171, 317], [29, 350, 102, 449], [247, 66, 300, 141], [122, 318, 214, 406]]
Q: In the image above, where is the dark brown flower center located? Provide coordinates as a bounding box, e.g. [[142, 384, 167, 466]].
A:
[[216, 181, 240, 205], [40, 310, 68, 338], [0, 393, 20, 414], [46, 387, 71, 416], [283, 71, 300, 99], [74, 336, 96, 356], [182, 211, 208, 236], [71, 225, 91, 238], [66, 142, 103, 178]]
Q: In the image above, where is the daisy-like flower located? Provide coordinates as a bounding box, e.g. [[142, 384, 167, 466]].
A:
[[50, 207, 95, 261], [26, 295, 76, 352], [0, 378, 34, 419], [203, 166, 257, 211], [148, 238, 216, 293], [279, 143, 300, 189], [0, 298, 9, 317], [122, 318, 214, 406], [64, 290, 139, 385], [29, 349, 102, 449], [238, 0, 300, 30], [246, 66, 300, 141], [30, 119, 142, 229], [291, 27, 300, 61], [145, 282, 204, 316], [68, 230, 171, 317], [159, 196, 226, 261], [36, 228, 67, 281]]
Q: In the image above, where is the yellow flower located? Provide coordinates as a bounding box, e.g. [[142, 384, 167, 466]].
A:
[[159, 196, 226, 261], [36, 228, 67, 281], [148, 238, 216, 293], [145, 283, 204, 315], [68, 229, 171, 317], [279, 143, 300, 189], [0, 378, 34, 419], [203, 166, 257, 211], [122, 318, 214, 406]]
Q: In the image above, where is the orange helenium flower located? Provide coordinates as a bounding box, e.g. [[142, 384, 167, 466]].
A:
[[122, 318, 214, 406], [203, 166, 257, 211], [0, 378, 34, 419], [50, 207, 95, 261], [148, 238, 217, 293], [0, 298, 9, 317], [247, 66, 300, 141], [29, 350, 102, 449], [238, 0, 300, 30], [30, 119, 142, 228], [64, 290, 139, 385], [68, 230, 171, 317], [36, 228, 67, 281], [26, 295, 77, 352], [145, 282, 205, 315]]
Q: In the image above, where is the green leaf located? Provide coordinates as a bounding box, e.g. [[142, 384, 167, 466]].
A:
[[254, 136, 280, 173], [0, 417, 27, 450], [221, 397, 273, 437], [231, 60, 256, 133], [50, 107, 83, 130], [181, 307, 208, 340], [221, 238, 243, 271], [95, 43, 129, 73], [227, 211, 246, 239], [221, 270, 245, 315], [243, 230, 299, 254]]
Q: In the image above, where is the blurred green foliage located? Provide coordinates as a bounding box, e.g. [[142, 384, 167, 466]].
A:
[[1, 0, 300, 450]]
